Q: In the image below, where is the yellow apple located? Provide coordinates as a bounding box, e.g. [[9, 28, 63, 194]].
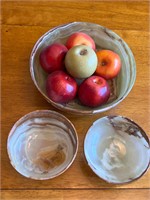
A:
[[65, 45, 98, 79]]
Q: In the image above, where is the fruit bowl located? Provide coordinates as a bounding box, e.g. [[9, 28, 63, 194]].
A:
[[30, 22, 136, 114]]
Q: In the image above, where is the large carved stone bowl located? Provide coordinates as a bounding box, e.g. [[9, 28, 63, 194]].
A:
[[30, 22, 136, 115]]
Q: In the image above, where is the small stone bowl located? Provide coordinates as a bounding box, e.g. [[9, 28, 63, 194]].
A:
[[84, 116, 150, 184], [30, 22, 136, 115], [7, 110, 78, 180]]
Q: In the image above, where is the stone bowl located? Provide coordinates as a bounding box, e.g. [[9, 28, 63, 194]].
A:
[[84, 116, 150, 184], [7, 110, 78, 180], [30, 22, 136, 115]]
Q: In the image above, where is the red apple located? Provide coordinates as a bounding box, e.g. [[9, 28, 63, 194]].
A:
[[66, 32, 96, 50], [46, 71, 78, 103], [65, 45, 97, 79], [39, 43, 68, 73], [78, 76, 110, 107], [95, 50, 121, 80]]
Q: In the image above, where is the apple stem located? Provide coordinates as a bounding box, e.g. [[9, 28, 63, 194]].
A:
[[93, 79, 102, 85], [102, 61, 107, 66], [80, 49, 88, 55]]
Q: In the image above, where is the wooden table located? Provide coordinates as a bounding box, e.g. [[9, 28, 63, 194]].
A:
[[1, 1, 150, 199]]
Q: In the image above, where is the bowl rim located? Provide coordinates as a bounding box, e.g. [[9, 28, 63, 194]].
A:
[[7, 109, 79, 180], [83, 115, 150, 184], [30, 21, 136, 115]]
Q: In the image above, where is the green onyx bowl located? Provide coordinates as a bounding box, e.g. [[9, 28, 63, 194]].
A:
[[30, 22, 136, 115]]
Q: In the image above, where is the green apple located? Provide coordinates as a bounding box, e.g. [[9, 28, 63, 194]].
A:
[[65, 45, 98, 79]]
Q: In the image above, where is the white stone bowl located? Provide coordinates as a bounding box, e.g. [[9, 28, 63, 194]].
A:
[[84, 116, 150, 184], [7, 110, 78, 180]]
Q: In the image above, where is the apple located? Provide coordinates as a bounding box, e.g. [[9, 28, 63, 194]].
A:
[[39, 43, 68, 73], [46, 71, 78, 103], [66, 32, 96, 50], [65, 45, 98, 79], [78, 76, 110, 107], [95, 50, 121, 79]]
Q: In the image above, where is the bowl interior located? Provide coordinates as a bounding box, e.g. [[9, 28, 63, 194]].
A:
[[7, 110, 78, 180], [84, 116, 150, 184], [30, 22, 136, 114]]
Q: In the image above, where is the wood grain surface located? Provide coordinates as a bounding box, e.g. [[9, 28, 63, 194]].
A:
[[1, 1, 150, 200]]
